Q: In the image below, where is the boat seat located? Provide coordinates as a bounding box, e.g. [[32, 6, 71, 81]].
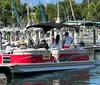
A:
[[37, 48, 46, 50]]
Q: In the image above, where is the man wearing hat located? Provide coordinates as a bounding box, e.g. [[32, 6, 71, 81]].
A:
[[19, 41, 27, 49]]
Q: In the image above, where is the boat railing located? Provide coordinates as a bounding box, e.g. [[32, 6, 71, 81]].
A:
[[13, 48, 50, 54], [0, 50, 11, 64]]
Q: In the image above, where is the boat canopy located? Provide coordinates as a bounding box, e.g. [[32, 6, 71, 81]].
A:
[[81, 22, 100, 27], [26, 22, 79, 33]]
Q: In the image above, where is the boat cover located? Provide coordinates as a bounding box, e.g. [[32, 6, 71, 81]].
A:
[[81, 22, 100, 27], [26, 22, 79, 33]]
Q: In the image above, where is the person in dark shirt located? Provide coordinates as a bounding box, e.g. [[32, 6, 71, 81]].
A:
[[39, 40, 49, 50]]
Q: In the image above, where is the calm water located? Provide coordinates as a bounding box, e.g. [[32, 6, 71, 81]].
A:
[[6, 66, 100, 85]]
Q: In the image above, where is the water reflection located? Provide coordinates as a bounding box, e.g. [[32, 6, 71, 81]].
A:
[[8, 69, 92, 85]]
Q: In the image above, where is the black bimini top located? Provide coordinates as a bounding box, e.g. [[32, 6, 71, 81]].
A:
[[81, 22, 100, 27], [26, 22, 76, 33]]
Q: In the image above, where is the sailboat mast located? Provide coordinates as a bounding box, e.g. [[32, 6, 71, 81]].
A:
[[39, 0, 45, 23], [26, 0, 30, 26], [69, 0, 75, 20], [12, 0, 21, 30], [56, 0, 60, 23], [57, 0, 60, 20]]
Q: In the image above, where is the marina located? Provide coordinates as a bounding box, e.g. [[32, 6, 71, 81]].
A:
[[0, 20, 100, 85], [0, 0, 100, 85]]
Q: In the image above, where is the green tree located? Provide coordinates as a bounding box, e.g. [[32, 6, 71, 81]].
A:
[[81, 2, 88, 20], [0, 0, 24, 26], [62, 0, 71, 20], [73, 3, 82, 20], [0, 0, 11, 26], [96, 0, 100, 21], [35, 4, 46, 23], [86, 2, 98, 21], [46, 4, 56, 22]]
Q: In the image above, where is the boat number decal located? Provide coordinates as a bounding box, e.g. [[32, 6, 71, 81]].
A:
[[43, 53, 50, 60]]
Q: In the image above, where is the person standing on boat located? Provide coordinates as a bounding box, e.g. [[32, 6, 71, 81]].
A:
[[52, 34, 61, 63], [52, 34, 62, 49], [5, 42, 14, 54], [62, 32, 74, 48]]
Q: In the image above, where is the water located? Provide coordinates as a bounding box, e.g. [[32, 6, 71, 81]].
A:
[[5, 66, 100, 85]]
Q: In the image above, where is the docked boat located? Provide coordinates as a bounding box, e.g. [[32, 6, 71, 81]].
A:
[[0, 22, 95, 78]]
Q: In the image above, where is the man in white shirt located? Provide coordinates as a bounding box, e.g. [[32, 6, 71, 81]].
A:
[[62, 32, 74, 48]]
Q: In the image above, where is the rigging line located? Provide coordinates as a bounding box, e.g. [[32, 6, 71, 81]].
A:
[[12, 0, 21, 31]]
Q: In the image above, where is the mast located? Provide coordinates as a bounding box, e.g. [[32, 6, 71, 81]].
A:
[[69, 0, 75, 20], [39, 0, 45, 23], [56, 0, 60, 23], [26, 0, 30, 27], [12, 0, 21, 30]]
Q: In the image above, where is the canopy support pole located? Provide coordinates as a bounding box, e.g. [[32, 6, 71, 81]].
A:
[[93, 27, 96, 46]]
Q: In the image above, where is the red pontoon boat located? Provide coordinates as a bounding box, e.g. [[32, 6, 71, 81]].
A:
[[0, 22, 95, 78]]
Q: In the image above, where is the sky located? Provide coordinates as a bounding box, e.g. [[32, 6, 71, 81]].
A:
[[20, 0, 83, 7], [76, 0, 83, 3]]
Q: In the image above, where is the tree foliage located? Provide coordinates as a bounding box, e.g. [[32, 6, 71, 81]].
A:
[[0, 0, 100, 26], [46, 4, 56, 22], [96, 0, 100, 21], [86, 2, 97, 21]]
